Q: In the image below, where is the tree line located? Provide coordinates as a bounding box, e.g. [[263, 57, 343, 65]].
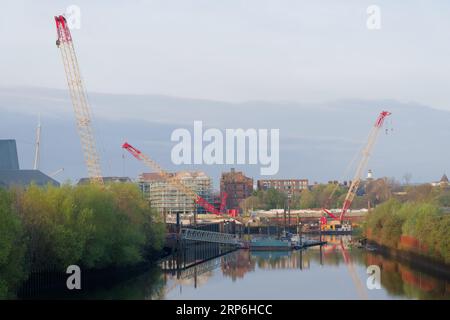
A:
[[365, 198, 450, 264], [0, 183, 165, 299], [239, 178, 450, 212]]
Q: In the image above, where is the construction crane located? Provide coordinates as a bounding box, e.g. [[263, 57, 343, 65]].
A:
[[54, 15, 103, 184], [322, 111, 391, 228], [122, 142, 223, 215]]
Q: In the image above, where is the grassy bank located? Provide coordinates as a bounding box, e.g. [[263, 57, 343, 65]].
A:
[[364, 199, 450, 264], [0, 183, 165, 299]]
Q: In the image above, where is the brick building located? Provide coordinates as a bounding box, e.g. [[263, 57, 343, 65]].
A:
[[220, 168, 253, 211]]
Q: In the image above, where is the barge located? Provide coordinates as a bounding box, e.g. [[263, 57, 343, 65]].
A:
[[249, 238, 291, 251]]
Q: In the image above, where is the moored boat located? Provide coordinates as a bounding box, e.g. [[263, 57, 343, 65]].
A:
[[249, 238, 291, 251]]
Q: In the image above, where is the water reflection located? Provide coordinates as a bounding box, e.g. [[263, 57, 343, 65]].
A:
[[158, 235, 449, 300], [59, 235, 449, 300]]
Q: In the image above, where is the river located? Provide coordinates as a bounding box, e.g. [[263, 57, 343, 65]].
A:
[[33, 235, 450, 300]]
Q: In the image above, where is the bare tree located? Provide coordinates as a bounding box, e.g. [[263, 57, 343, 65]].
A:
[[403, 173, 412, 186]]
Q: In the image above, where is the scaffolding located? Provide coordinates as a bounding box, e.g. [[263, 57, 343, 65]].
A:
[[139, 171, 213, 215]]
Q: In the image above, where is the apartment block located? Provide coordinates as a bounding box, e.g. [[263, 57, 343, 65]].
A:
[[257, 179, 309, 195], [138, 171, 212, 215]]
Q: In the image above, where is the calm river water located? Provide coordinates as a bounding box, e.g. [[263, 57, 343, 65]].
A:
[[41, 235, 450, 300]]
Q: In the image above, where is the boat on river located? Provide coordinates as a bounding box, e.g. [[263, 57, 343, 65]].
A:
[[249, 238, 291, 251]]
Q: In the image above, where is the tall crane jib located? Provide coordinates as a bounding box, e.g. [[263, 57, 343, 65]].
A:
[[339, 111, 391, 222], [54, 15, 103, 184], [122, 142, 223, 216], [321, 111, 391, 230]]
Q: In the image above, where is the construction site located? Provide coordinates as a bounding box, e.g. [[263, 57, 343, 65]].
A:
[[1, 10, 449, 301], [0, 14, 432, 241]]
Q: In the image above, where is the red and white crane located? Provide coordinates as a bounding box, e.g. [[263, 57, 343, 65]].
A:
[[122, 142, 224, 215], [322, 111, 391, 224], [55, 15, 103, 184]]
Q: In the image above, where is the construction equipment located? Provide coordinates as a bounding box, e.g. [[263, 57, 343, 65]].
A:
[[322, 111, 391, 230], [49, 168, 65, 178], [54, 15, 103, 184], [122, 142, 223, 215]]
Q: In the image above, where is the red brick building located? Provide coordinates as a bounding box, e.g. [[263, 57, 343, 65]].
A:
[[220, 168, 253, 211]]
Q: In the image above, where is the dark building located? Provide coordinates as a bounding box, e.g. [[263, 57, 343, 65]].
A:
[[0, 139, 59, 188], [0, 139, 20, 170], [0, 170, 59, 188], [220, 168, 253, 211], [257, 179, 308, 195]]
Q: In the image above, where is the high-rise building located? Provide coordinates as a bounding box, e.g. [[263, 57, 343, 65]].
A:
[[138, 171, 212, 215], [257, 179, 309, 195], [220, 168, 253, 211]]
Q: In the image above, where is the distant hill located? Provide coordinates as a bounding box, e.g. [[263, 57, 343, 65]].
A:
[[0, 86, 448, 188]]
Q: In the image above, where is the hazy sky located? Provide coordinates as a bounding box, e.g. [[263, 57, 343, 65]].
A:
[[1, 0, 449, 109]]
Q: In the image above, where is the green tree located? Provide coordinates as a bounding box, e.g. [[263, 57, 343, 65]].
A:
[[299, 189, 315, 209], [0, 189, 26, 299], [263, 188, 286, 210], [436, 190, 450, 207]]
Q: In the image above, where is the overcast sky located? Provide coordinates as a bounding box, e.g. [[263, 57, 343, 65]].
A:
[[1, 0, 449, 109]]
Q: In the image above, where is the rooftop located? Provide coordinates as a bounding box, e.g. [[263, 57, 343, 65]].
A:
[[0, 170, 60, 188]]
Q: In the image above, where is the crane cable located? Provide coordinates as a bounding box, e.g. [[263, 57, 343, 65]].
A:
[[325, 132, 369, 208]]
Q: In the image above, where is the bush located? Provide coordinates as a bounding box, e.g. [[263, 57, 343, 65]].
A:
[[365, 198, 449, 263], [0, 189, 26, 299], [435, 215, 450, 264], [0, 182, 165, 297], [366, 199, 402, 243]]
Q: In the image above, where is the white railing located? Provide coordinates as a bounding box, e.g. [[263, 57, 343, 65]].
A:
[[180, 228, 238, 245]]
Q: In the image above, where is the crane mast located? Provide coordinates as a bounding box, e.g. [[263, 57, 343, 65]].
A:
[[55, 15, 103, 184], [33, 114, 41, 170], [122, 142, 223, 215], [339, 111, 391, 221]]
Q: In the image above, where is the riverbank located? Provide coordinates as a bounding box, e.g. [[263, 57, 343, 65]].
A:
[[367, 240, 450, 279], [364, 199, 450, 265]]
